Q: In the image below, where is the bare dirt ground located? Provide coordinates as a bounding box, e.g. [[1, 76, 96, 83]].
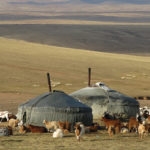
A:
[[0, 93, 35, 114]]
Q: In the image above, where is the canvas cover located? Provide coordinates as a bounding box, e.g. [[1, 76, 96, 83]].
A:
[[70, 87, 139, 119], [17, 91, 92, 127]]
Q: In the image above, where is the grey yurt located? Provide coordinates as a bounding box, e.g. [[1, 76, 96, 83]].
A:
[[70, 82, 139, 119], [17, 90, 92, 127]]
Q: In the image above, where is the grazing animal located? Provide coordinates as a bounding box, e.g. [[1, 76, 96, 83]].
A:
[[7, 126, 13, 135], [128, 117, 139, 132], [8, 114, 17, 120], [52, 128, 64, 138], [101, 117, 120, 133], [138, 124, 147, 139], [74, 123, 85, 141], [0, 111, 9, 122], [145, 116, 150, 125], [26, 125, 47, 133], [18, 125, 30, 134], [86, 123, 100, 133], [18, 120, 23, 126], [8, 119, 19, 129], [57, 121, 71, 132], [108, 125, 115, 136], [43, 120, 58, 132], [121, 127, 129, 134]]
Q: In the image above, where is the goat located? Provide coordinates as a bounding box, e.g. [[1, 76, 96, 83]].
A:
[[86, 123, 100, 133], [52, 128, 64, 138], [57, 121, 71, 132], [7, 126, 13, 135], [121, 127, 129, 134], [101, 117, 120, 131], [43, 120, 58, 132], [26, 125, 47, 133], [138, 123, 147, 139], [8, 114, 17, 120], [8, 119, 19, 129], [108, 125, 115, 136], [128, 117, 139, 132], [74, 122, 85, 141], [0, 111, 9, 122], [18, 125, 30, 134]]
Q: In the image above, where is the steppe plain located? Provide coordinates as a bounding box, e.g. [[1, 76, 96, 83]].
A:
[[0, 11, 150, 150]]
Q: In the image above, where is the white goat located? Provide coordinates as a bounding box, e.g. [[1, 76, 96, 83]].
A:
[[0, 111, 9, 122], [52, 128, 64, 138]]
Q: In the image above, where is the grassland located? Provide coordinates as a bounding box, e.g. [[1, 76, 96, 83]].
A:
[[1, 130, 150, 150], [0, 37, 150, 113], [0, 12, 150, 149]]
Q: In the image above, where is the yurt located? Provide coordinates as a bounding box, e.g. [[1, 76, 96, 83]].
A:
[[17, 90, 92, 127], [70, 82, 139, 119]]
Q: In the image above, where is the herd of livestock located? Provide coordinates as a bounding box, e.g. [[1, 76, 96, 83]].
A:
[[0, 106, 150, 140]]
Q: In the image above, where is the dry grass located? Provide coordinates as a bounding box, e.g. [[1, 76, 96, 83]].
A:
[[0, 37, 150, 97], [0, 129, 150, 150]]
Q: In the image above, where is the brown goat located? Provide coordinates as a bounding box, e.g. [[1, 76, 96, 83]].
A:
[[19, 125, 30, 134], [101, 117, 121, 134], [58, 121, 71, 132], [26, 125, 47, 133], [8, 114, 17, 120], [7, 126, 13, 135], [86, 123, 100, 132], [128, 117, 139, 132]]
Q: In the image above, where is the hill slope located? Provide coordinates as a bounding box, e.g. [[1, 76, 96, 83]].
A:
[[0, 37, 150, 97], [0, 24, 150, 56]]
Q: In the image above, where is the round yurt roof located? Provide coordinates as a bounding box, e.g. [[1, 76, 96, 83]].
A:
[[70, 87, 139, 106], [70, 84, 139, 119], [17, 90, 92, 127], [20, 90, 92, 112]]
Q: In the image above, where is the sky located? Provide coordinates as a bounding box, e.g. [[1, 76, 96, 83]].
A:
[[0, 0, 150, 12]]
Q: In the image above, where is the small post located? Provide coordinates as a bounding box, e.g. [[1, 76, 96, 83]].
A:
[[88, 67, 91, 87], [47, 72, 52, 92]]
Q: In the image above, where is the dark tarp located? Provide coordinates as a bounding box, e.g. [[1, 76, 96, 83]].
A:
[[17, 90, 93, 127]]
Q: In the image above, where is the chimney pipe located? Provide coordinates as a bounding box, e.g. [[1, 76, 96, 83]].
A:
[[47, 72, 52, 92], [88, 68, 91, 87]]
